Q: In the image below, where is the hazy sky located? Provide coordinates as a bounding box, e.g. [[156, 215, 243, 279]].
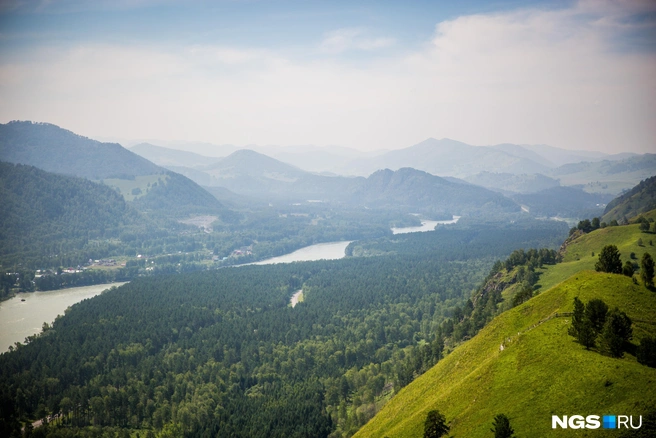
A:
[[1, 0, 655, 153]]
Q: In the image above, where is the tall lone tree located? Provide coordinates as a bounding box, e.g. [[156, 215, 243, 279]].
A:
[[641, 253, 655, 288], [424, 410, 449, 438], [595, 245, 623, 274], [491, 413, 515, 438]]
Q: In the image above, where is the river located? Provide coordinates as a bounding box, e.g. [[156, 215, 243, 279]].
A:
[[249, 241, 352, 265], [0, 282, 126, 352], [0, 241, 353, 352], [391, 216, 461, 234]]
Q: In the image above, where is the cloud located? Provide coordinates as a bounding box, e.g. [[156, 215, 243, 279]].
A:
[[320, 28, 395, 54], [0, 1, 654, 153]]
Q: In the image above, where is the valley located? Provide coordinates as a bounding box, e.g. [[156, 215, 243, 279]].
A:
[[1, 112, 655, 438]]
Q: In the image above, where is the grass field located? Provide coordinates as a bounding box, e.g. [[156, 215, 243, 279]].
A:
[[102, 174, 168, 201], [538, 222, 655, 292]]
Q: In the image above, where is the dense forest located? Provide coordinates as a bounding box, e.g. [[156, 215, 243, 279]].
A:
[[0, 222, 566, 438], [0, 162, 153, 268]]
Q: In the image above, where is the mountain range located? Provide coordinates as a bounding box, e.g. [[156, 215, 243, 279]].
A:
[[133, 137, 654, 197], [0, 121, 227, 219]]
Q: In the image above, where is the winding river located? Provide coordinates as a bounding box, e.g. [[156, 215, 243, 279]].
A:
[[0, 241, 355, 352]]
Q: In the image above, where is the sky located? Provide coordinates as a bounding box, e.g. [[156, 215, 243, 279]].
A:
[[0, 0, 655, 154]]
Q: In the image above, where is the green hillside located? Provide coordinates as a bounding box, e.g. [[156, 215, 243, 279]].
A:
[[538, 219, 656, 292], [355, 272, 656, 437], [355, 214, 656, 438], [602, 175, 656, 223]]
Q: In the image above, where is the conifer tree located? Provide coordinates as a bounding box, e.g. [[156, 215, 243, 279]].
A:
[[641, 253, 655, 288], [491, 413, 515, 438], [568, 297, 585, 338], [424, 410, 449, 438], [600, 308, 633, 358], [585, 298, 609, 334], [595, 245, 622, 274], [623, 261, 634, 277]]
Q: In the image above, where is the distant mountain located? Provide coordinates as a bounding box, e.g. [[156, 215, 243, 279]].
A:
[[490, 144, 556, 168], [249, 144, 384, 174], [0, 121, 160, 179], [545, 154, 656, 194], [519, 144, 610, 167], [464, 172, 560, 194], [130, 143, 223, 168], [602, 175, 656, 223], [342, 138, 551, 177], [0, 161, 148, 266], [181, 149, 519, 215], [198, 149, 309, 193], [349, 168, 520, 215], [512, 186, 614, 218], [0, 121, 228, 218]]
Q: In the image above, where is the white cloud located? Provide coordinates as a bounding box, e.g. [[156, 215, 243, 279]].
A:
[[0, 1, 654, 153]]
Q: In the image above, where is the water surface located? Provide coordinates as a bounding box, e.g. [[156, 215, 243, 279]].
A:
[[251, 241, 352, 265], [0, 282, 126, 352], [391, 216, 461, 234]]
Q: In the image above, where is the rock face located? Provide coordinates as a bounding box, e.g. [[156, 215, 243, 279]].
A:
[[558, 229, 585, 258]]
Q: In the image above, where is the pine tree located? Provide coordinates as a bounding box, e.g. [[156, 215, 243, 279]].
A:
[[491, 413, 515, 438], [568, 297, 585, 338], [641, 253, 655, 288], [578, 319, 597, 350], [595, 245, 622, 274], [585, 298, 608, 334], [637, 336, 656, 368], [424, 410, 449, 438], [600, 308, 633, 358], [623, 261, 634, 277]]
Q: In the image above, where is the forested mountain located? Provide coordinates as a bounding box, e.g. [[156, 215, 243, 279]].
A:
[[0, 121, 229, 219], [512, 186, 614, 218], [130, 143, 223, 168], [131, 171, 228, 218], [464, 171, 560, 194], [169, 149, 520, 216], [348, 168, 520, 215], [198, 149, 310, 193], [0, 122, 160, 179], [0, 162, 150, 267], [602, 175, 656, 223], [0, 221, 567, 437]]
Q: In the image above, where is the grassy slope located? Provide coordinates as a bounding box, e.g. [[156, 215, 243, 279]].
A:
[[355, 217, 656, 438], [103, 174, 168, 201], [538, 221, 656, 292]]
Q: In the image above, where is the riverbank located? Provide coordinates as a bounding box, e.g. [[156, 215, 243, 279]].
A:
[[0, 282, 127, 352]]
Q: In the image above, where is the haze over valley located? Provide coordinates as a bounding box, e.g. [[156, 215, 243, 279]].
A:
[[1, 1, 655, 437]]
